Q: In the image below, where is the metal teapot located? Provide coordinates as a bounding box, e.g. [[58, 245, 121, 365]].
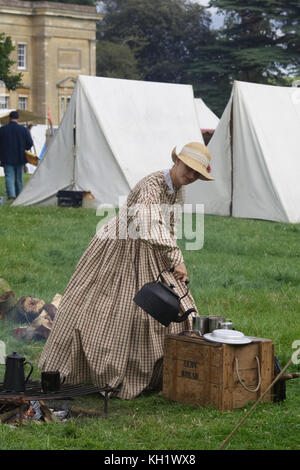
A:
[[3, 352, 33, 392], [133, 268, 196, 327]]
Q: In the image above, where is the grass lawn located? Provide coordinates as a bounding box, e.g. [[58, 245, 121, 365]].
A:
[[0, 175, 300, 451]]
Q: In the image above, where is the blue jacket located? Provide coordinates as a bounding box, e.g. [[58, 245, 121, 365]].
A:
[[0, 121, 34, 166]]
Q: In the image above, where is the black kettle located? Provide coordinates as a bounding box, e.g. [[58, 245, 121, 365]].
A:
[[133, 268, 196, 327], [3, 352, 33, 392]]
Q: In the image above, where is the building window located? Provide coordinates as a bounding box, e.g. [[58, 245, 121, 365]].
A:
[[18, 44, 27, 70], [59, 95, 71, 121], [0, 96, 9, 109], [18, 96, 28, 110]]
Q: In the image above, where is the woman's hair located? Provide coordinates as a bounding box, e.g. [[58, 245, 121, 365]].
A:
[[171, 147, 178, 163]]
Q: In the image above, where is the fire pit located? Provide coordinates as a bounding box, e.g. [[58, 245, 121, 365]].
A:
[[0, 381, 120, 421]]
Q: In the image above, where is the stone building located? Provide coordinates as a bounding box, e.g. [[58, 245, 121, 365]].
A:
[[0, 0, 102, 125]]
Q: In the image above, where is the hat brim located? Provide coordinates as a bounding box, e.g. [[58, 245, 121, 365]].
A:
[[173, 149, 214, 181]]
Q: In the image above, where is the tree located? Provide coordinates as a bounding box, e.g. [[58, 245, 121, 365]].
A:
[[268, 0, 300, 75], [0, 33, 23, 90], [210, 0, 299, 79], [187, 0, 300, 115], [96, 41, 141, 79], [97, 0, 215, 84]]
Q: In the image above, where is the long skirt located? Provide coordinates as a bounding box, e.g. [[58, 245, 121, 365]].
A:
[[39, 228, 195, 399]]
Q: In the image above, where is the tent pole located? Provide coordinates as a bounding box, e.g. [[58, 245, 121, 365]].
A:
[[72, 108, 76, 188], [229, 102, 234, 217]]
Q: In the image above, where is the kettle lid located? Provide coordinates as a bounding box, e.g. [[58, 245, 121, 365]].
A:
[[7, 351, 25, 361], [157, 281, 180, 299]]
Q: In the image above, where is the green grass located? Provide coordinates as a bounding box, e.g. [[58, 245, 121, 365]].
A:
[[0, 175, 300, 450]]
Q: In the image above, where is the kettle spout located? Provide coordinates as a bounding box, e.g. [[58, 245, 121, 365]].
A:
[[174, 308, 196, 323]]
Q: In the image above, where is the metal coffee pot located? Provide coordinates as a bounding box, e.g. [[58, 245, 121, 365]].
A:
[[3, 352, 33, 392], [133, 268, 196, 327]]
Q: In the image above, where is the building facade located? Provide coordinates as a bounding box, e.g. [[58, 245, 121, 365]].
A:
[[0, 0, 102, 125]]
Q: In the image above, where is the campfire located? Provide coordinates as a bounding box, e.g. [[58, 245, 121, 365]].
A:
[[0, 381, 121, 425], [0, 399, 69, 425], [0, 278, 121, 424]]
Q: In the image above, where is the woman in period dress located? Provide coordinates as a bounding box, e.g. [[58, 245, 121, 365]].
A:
[[39, 142, 214, 399]]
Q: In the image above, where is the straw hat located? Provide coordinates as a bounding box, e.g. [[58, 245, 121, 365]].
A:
[[172, 142, 214, 181]]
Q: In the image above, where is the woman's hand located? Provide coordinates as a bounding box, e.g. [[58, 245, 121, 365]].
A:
[[173, 262, 188, 282]]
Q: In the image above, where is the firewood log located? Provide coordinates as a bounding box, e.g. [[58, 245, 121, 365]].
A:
[[50, 294, 62, 309], [33, 323, 52, 340], [13, 324, 52, 341], [0, 408, 19, 423], [39, 400, 59, 422], [0, 290, 18, 320], [12, 326, 36, 341], [42, 303, 57, 321], [10, 296, 45, 323], [31, 309, 53, 329], [13, 308, 53, 341]]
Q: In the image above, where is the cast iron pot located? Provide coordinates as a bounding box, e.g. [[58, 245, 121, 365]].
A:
[[3, 352, 33, 392], [133, 268, 196, 327]]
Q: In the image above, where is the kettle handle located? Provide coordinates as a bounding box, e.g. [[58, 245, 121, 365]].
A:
[[174, 308, 196, 323], [169, 267, 189, 282], [169, 267, 190, 300], [157, 267, 190, 301], [24, 361, 34, 383], [157, 267, 190, 285]]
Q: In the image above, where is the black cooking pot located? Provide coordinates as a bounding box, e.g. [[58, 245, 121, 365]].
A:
[[3, 352, 33, 392], [133, 268, 196, 327]]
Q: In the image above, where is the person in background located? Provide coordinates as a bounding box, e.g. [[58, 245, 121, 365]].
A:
[[0, 111, 33, 200]]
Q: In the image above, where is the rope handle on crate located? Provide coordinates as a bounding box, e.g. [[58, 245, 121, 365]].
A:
[[220, 345, 300, 450], [234, 356, 261, 393]]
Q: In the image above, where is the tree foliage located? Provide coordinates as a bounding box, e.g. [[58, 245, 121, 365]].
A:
[[97, 0, 215, 84], [96, 41, 140, 79], [0, 33, 23, 91], [186, 0, 300, 114], [210, 0, 300, 80]]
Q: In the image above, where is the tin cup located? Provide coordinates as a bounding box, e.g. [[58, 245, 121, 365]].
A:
[[208, 316, 225, 333], [192, 315, 209, 335], [219, 320, 233, 329], [41, 371, 66, 393]]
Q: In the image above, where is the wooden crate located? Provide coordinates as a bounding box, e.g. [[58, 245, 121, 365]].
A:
[[162, 334, 274, 410]]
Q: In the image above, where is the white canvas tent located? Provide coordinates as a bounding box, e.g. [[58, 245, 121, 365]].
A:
[[194, 97, 219, 133], [26, 124, 48, 174], [30, 125, 48, 157], [13, 75, 204, 208], [186, 80, 300, 223]]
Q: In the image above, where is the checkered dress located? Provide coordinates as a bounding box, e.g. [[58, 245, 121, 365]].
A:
[[39, 170, 197, 399]]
